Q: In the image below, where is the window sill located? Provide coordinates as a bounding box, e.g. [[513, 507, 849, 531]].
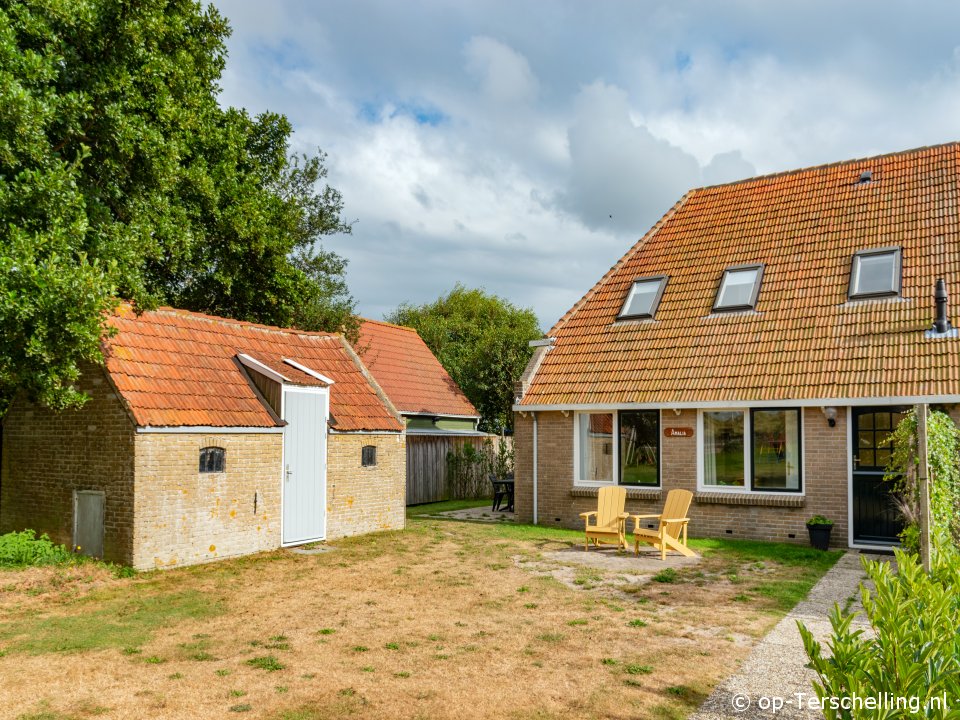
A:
[[571, 487, 662, 501], [695, 492, 805, 508]]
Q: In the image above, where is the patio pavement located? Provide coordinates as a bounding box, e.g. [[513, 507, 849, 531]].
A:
[[689, 550, 888, 720], [416, 505, 517, 523]]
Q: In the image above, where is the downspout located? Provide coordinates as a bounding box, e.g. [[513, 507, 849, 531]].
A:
[[532, 411, 538, 525]]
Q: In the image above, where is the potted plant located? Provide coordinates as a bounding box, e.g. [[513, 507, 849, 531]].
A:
[[806, 515, 834, 551]]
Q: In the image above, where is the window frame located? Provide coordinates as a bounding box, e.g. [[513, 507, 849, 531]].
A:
[[748, 407, 803, 494], [696, 408, 804, 495], [199, 446, 226, 474], [617, 275, 669, 321], [848, 246, 902, 300], [361, 445, 377, 467], [573, 410, 662, 488], [712, 263, 765, 312]]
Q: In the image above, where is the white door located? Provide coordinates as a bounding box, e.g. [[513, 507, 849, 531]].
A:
[[282, 387, 328, 545]]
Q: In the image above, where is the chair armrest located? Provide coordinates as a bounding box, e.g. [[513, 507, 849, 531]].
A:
[[617, 512, 630, 520], [660, 518, 690, 524], [630, 514, 662, 520], [579, 511, 597, 519]]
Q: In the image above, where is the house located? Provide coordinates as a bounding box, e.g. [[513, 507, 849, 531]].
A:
[[0, 306, 406, 569], [355, 319, 484, 504], [513, 142, 960, 549]]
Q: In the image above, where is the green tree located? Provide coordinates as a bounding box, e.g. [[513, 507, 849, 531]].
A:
[[0, 0, 354, 411], [386, 284, 542, 432]]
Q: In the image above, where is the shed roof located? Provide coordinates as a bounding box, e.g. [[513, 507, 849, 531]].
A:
[[520, 142, 960, 407], [356, 319, 478, 418], [105, 306, 404, 431]]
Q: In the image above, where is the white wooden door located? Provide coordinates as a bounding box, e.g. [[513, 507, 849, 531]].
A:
[[282, 387, 328, 545]]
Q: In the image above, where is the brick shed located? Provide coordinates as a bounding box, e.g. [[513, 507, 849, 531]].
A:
[[514, 142, 960, 550], [0, 306, 406, 569]]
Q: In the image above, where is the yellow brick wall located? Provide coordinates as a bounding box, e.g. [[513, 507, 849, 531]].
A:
[[0, 364, 136, 564], [132, 432, 282, 569], [326, 433, 405, 539], [515, 408, 850, 547]]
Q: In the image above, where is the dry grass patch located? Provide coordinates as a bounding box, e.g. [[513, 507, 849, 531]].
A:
[[0, 517, 839, 720]]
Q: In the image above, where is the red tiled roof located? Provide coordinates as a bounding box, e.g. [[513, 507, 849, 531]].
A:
[[356, 320, 478, 417], [105, 306, 404, 431], [521, 142, 960, 407]]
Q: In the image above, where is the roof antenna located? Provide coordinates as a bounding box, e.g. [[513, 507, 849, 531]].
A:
[[934, 279, 953, 334]]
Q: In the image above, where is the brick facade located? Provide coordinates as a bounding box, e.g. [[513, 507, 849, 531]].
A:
[[515, 407, 850, 548], [132, 432, 283, 570], [326, 433, 405, 539], [0, 364, 136, 564]]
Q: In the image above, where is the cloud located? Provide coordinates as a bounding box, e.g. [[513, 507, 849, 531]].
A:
[[463, 36, 539, 106]]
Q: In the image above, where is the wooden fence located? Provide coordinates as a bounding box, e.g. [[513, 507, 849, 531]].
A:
[[405, 435, 512, 506]]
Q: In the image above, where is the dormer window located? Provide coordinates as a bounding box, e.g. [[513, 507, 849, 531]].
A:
[[617, 276, 668, 320], [714, 265, 763, 311], [849, 247, 901, 299]]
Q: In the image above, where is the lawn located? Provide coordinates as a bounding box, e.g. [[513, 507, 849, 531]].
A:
[[0, 512, 840, 720]]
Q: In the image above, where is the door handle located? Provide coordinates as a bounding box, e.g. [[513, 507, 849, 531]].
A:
[[285, 464, 293, 481], [853, 456, 859, 469]]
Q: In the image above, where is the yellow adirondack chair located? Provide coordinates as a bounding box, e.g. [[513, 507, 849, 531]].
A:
[[631, 489, 697, 560], [579, 486, 628, 551]]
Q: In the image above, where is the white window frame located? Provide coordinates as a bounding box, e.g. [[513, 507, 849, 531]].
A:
[[696, 409, 805, 495], [573, 410, 663, 487]]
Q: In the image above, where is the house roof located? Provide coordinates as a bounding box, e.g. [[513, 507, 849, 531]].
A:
[[355, 319, 478, 418], [105, 305, 404, 431], [520, 142, 960, 407]]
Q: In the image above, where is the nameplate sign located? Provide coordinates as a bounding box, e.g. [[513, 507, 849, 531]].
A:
[[663, 427, 694, 438]]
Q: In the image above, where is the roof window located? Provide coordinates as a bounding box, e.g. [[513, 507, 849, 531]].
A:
[[617, 276, 668, 320], [849, 247, 901, 299], [714, 265, 764, 311]]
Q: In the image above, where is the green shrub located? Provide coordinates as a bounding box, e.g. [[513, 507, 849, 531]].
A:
[[0, 530, 72, 567], [799, 549, 960, 719]]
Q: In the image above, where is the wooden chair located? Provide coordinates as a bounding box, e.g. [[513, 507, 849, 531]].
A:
[[579, 486, 628, 551], [631, 489, 697, 560]]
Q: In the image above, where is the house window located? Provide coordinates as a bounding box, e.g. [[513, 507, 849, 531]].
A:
[[575, 413, 614, 483], [619, 410, 660, 486], [849, 247, 901, 299], [700, 409, 802, 493], [361, 445, 377, 467], [618, 276, 668, 320], [714, 265, 763, 311], [199, 447, 226, 473]]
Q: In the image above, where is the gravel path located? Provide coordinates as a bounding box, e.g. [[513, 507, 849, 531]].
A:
[[690, 551, 887, 720]]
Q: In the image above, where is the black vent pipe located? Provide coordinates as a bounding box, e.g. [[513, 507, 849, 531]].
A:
[[934, 278, 952, 333]]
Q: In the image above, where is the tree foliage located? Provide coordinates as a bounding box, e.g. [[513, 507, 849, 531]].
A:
[[0, 0, 355, 410], [386, 284, 542, 432]]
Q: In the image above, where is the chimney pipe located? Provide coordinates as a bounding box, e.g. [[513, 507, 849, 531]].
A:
[[934, 278, 952, 334]]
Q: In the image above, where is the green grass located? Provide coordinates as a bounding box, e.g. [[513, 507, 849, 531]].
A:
[[0, 589, 221, 654], [247, 656, 285, 672], [406, 499, 489, 518]]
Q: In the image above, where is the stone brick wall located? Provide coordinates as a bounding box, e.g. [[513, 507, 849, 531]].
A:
[[0, 364, 136, 564], [132, 432, 282, 569], [326, 433, 405, 539], [515, 407, 850, 547]]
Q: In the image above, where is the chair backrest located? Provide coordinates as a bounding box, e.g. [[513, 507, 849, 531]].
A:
[[660, 489, 693, 537], [596, 486, 627, 528]]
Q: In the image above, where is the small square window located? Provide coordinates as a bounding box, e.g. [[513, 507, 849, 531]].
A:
[[849, 247, 901, 299], [714, 265, 764, 311], [361, 445, 377, 467], [199, 447, 225, 473], [617, 276, 668, 319]]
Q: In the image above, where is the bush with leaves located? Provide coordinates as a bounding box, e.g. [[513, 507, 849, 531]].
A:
[[884, 409, 960, 552], [800, 549, 960, 719], [445, 437, 514, 499], [0, 529, 72, 567]]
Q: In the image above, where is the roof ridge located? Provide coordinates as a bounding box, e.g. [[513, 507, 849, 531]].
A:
[[695, 140, 960, 191], [139, 305, 342, 342], [548, 189, 695, 337], [360, 317, 418, 333]]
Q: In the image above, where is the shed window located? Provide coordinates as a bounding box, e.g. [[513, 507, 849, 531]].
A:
[[618, 276, 668, 320], [849, 247, 901, 299], [199, 447, 226, 473], [361, 445, 377, 467], [714, 265, 763, 311]]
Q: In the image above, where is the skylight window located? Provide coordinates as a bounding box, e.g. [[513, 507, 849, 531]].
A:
[[849, 247, 901, 299], [617, 276, 668, 320], [714, 265, 763, 311]]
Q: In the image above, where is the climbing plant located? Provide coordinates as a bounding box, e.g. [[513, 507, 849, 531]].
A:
[[884, 409, 960, 552]]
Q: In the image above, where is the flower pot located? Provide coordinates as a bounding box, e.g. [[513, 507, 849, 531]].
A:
[[807, 524, 832, 551]]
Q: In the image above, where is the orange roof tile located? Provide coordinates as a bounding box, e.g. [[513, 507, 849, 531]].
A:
[[520, 142, 960, 407], [355, 320, 478, 417], [105, 306, 404, 431]]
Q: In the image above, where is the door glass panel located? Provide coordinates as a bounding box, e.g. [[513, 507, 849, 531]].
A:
[[619, 411, 659, 485], [875, 413, 890, 430]]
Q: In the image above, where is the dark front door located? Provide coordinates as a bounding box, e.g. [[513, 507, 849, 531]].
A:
[[851, 407, 907, 545]]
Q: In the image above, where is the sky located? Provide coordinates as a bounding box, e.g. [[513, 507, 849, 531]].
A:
[[213, 0, 960, 329]]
